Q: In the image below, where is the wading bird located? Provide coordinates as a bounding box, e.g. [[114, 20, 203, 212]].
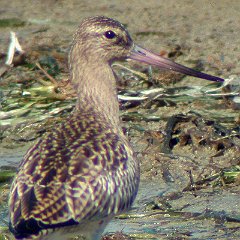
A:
[[9, 16, 224, 240]]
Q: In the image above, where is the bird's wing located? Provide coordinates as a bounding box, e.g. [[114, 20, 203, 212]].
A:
[[9, 114, 138, 238]]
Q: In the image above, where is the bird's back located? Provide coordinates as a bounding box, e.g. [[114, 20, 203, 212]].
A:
[[9, 110, 139, 239]]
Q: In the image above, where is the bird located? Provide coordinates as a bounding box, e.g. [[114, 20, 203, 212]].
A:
[[8, 16, 224, 240]]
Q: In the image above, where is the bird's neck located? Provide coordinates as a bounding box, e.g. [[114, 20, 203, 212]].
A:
[[69, 56, 120, 128]]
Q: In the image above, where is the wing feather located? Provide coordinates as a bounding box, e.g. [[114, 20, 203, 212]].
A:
[[9, 113, 139, 238]]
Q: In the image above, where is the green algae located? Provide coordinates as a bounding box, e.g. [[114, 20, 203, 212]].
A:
[[0, 170, 15, 183], [0, 18, 26, 28]]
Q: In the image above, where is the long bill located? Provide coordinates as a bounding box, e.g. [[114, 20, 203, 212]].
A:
[[129, 45, 224, 82]]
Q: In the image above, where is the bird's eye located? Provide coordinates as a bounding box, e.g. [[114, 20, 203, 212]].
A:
[[104, 30, 116, 39]]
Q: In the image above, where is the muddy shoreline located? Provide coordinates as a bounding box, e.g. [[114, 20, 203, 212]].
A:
[[0, 1, 240, 239]]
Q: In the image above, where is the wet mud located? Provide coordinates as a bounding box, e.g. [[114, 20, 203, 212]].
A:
[[0, 1, 239, 239]]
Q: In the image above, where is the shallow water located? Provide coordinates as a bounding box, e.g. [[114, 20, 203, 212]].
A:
[[106, 181, 240, 239]]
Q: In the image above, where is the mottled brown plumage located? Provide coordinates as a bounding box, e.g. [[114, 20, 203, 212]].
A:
[[10, 112, 137, 239], [9, 16, 224, 240]]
